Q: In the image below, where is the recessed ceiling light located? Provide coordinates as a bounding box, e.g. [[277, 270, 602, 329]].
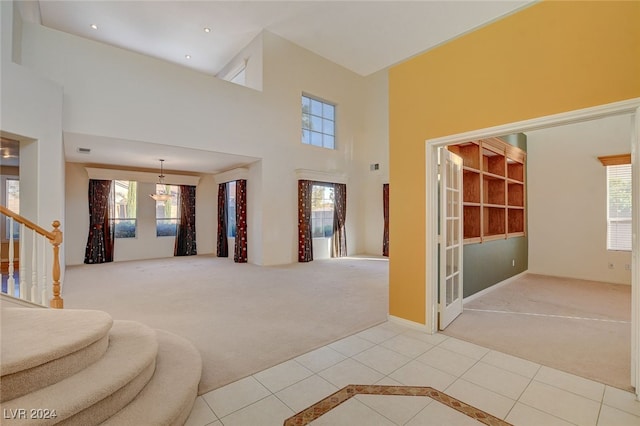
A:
[[90, 24, 98, 30], [204, 27, 211, 33], [185, 54, 191, 59]]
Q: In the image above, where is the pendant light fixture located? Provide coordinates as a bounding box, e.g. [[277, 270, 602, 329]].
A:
[[149, 159, 172, 201]]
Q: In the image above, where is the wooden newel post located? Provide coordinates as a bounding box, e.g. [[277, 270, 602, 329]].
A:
[[49, 220, 64, 309]]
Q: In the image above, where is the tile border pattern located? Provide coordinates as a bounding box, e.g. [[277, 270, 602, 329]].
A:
[[283, 384, 513, 426]]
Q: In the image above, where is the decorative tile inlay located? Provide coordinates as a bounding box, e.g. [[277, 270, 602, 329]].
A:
[[283, 384, 513, 426]]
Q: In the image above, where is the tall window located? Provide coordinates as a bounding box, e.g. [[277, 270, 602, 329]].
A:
[[311, 184, 334, 238], [112, 180, 137, 238], [302, 94, 335, 149], [156, 184, 179, 237], [607, 164, 632, 251], [227, 181, 236, 237], [5, 178, 19, 239]]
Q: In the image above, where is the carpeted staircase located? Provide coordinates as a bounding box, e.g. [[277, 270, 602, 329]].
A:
[[0, 307, 202, 425]]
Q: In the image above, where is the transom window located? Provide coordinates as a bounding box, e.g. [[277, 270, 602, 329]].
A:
[[302, 94, 335, 149], [112, 180, 137, 238], [607, 164, 632, 251]]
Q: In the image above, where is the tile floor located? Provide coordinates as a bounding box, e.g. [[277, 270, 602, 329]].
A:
[[184, 321, 640, 426]]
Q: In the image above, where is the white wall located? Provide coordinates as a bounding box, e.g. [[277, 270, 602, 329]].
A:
[[360, 69, 390, 255], [1, 1, 66, 283], [17, 21, 384, 266], [527, 114, 633, 284]]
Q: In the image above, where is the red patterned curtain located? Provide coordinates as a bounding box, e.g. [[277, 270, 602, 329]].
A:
[[331, 183, 347, 257], [175, 185, 197, 256], [234, 179, 248, 263], [298, 180, 313, 262], [383, 183, 389, 257], [84, 179, 114, 264], [217, 183, 228, 257]]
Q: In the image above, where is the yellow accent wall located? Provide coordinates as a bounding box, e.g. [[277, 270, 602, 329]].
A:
[[388, 1, 640, 324]]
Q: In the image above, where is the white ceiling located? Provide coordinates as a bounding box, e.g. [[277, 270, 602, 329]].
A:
[[33, 1, 532, 77], [63, 133, 260, 175], [16, 0, 534, 174]]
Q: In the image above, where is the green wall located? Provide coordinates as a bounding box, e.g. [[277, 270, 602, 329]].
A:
[[463, 236, 528, 298]]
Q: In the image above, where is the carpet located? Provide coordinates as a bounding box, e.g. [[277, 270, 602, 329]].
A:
[[442, 273, 631, 391], [284, 385, 512, 426], [62, 255, 388, 395]]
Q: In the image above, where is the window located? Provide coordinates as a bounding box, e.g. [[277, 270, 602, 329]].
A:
[[5, 178, 19, 239], [156, 184, 179, 237], [227, 181, 236, 237], [607, 164, 632, 251], [112, 180, 137, 238], [311, 184, 334, 238], [302, 94, 335, 149]]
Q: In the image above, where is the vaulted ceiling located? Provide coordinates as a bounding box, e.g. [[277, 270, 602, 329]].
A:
[[29, 1, 532, 77], [13, 1, 534, 173]]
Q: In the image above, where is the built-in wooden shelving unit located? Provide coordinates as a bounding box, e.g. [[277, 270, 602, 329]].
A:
[[447, 137, 526, 244]]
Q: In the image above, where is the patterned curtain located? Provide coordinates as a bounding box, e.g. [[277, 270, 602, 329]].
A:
[[84, 179, 114, 264], [298, 180, 313, 262], [174, 185, 197, 256], [383, 183, 390, 257], [217, 183, 228, 257], [331, 183, 347, 257], [234, 179, 248, 263]]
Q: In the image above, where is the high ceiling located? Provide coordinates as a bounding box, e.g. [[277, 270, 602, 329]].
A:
[[14, 1, 534, 173], [30, 1, 532, 77]]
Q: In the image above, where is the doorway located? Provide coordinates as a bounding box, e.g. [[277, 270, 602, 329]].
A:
[[425, 98, 640, 395]]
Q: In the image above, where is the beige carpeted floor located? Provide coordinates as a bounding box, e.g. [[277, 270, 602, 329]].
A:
[[442, 273, 632, 391], [62, 255, 388, 395]]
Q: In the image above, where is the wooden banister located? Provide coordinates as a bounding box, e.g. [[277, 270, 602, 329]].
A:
[[0, 205, 64, 308]]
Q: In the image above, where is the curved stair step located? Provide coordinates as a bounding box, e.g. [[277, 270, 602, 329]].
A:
[[1, 320, 158, 425], [102, 330, 202, 426], [1, 308, 113, 402]]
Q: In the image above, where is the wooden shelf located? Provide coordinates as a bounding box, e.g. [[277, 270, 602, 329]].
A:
[[463, 205, 481, 240], [447, 137, 526, 244], [463, 170, 481, 203], [484, 206, 506, 236], [507, 160, 524, 182], [507, 182, 524, 207], [508, 208, 525, 234], [448, 142, 480, 169], [483, 175, 505, 205]]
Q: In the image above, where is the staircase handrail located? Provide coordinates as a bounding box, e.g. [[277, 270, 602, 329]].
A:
[[0, 205, 64, 308]]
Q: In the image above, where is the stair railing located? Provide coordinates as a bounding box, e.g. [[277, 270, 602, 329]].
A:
[[0, 205, 63, 308]]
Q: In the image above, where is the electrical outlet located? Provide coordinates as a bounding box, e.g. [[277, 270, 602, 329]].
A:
[[511, 259, 515, 267], [625, 264, 631, 271], [608, 263, 614, 269]]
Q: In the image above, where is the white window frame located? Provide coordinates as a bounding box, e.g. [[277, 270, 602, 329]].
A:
[[3, 177, 19, 240], [155, 184, 179, 237], [112, 180, 137, 239], [607, 163, 632, 251], [226, 181, 237, 238], [302, 94, 336, 150], [311, 183, 335, 239]]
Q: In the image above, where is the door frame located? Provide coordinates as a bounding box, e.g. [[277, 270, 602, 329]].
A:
[[424, 98, 640, 395]]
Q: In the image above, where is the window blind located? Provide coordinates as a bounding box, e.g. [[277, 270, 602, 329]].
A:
[[607, 164, 632, 251]]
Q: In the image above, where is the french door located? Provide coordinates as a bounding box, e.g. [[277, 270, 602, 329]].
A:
[[439, 148, 464, 329]]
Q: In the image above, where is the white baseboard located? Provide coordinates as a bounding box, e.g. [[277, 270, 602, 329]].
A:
[[463, 270, 528, 304], [387, 314, 432, 332]]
